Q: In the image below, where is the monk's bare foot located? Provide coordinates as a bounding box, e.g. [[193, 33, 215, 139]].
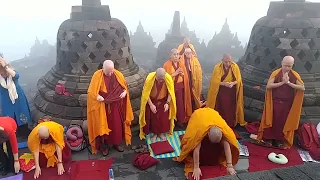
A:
[[151, 134, 157, 142], [159, 133, 166, 141], [102, 149, 109, 156], [114, 145, 124, 152]]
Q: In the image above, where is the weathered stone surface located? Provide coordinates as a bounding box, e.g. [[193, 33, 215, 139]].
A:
[[31, 0, 147, 127]]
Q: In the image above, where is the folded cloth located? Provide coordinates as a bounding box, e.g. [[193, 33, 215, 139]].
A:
[[187, 166, 227, 180], [309, 148, 320, 161], [132, 152, 160, 170], [70, 159, 114, 180], [150, 140, 175, 155]]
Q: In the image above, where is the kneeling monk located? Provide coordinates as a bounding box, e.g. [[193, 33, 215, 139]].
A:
[[174, 108, 239, 180], [87, 60, 134, 156], [139, 68, 176, 142], [258, 56, 304, 148], [206, 54, 246, 128], [28, 121, 69, 179]]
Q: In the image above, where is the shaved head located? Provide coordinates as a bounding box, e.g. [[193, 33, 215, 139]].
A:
[[222, 54, 232, 68], [103, 60, 114, 76], [281, 56, 294, 73], [208, 126, 222, 143], [170, 49, 179, 61], [38, 126, 50, 139], [183, 38, 190, 44], [156, 68, 166, 81]]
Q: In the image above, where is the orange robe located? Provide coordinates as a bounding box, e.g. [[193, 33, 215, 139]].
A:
[[180, 55, 203, 110], [173, 108, 239, 178], [177, 43, 197, 57], [27, 121, 66, 167], [206, 62, 246, 127], [258, 69, 304, 148], [163, 60, 192, 123], [87, 69, 134, 154]]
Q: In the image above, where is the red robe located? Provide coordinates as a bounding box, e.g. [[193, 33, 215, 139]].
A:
[[144, 80, 170, 135], [263, 71, 297, 141], [172, 61, 186, 124], [96, 73, 125, 149], [199, 136, 224, 166], [215, 67, 237, 128]]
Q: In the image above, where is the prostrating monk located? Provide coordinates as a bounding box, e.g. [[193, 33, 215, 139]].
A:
[[180, 48, 204, 110], [206, 54, 247, 128], [174, 108, 239, 180], [139, 68, 176, 142], [163, 49, 192, 125], [258, 56, 305, 148], [87, 60, 133, 156], [178, 38, 197, 57], [28, 121, 69, 179]]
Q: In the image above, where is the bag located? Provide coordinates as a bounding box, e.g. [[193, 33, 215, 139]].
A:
[[65, 124, 89, 152], [297, 122, 320, 151]]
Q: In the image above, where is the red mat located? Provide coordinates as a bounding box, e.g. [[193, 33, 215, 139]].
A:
[[243, 142, 303, 172], [23, 163, 72, 180], [187, 165, 227, 180], [70, 159, 113, 180]]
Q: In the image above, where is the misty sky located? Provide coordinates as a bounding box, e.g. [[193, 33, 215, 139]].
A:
[[1, 0, 320, 60]]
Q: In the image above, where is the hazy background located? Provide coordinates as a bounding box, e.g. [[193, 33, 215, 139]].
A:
[[1, 0, 320, 61]]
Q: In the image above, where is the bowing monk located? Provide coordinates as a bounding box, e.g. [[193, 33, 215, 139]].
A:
[[139, 68, 176, 142], [180, 48, 204, 110], [206, 54, 246, 128], [178, 38, 197, 57], [163, 49, 192, 125], [87, 60, 134, 156], [28, 121, 69, 179], [258, 56, 305, 148], [174, 108, 239, 180]]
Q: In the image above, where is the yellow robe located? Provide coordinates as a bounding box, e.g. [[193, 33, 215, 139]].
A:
[[139, 72, 177, 139], [27, 121, 65, 167], [87, 69, 134, 154], [206, 62, 247, 126]]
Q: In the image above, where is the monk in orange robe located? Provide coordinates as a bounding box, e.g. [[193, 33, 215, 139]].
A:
[[139, 68, 176, 142], [28, 121, 69, 179], [87, 60, 134, 156], [258, 56, 305, 148], [174, 108, 239, 180], [206, 54, 247, 128], [180, 48, 204, 110], [163, 49, 192, 125], [178, 38, 197, 57]]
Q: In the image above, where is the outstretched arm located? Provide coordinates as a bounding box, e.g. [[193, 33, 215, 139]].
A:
[[222, 140, 232, 166], [193, 143, 201, 168], [55, 144, 63, 164]]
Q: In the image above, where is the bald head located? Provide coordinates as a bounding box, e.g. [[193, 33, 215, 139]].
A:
[[170, 49, 179, 61], [156, 68, 166, 81], [103, 60, 114, 76], [38, 126, 50, 139], [281, 56, 294, 73], [222, 54, 233, 68], [208, 126, 222, 143], [183, 38, 190, 44]]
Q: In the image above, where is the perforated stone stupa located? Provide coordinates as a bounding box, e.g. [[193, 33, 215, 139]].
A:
[[238, 0, 320, 122], [30, 0, 147, 126]]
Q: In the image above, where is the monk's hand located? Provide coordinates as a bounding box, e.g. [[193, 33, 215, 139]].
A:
[[150, 103, 157, 114], [14, 161, 20, 174], [57, 163, 65, 175], [227, 166, 236, 176], [164, 103, 169, 112], [0, 58, 5, 67], [192, 167, 202, 180], [97, 95, 104, 102], [119, 90, 127, 98], [34, 166, 41, 179]]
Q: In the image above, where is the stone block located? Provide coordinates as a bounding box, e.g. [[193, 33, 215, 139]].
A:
[[273, 166, 312, 180]]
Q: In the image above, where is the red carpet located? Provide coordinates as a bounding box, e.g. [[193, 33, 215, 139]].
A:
[[23, 163, 72, 180], [243, 142, 303, 172], [70, 159, 114, 180], [187, 166, 227, 180]]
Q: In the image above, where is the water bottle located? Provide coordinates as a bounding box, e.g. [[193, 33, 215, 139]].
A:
[[109, 168, 114, 180]]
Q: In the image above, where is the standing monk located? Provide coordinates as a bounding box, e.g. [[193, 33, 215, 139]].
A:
[[174, 108, 239, 180], [87, 60, 134, 156], [258, 56, 305, 148], [178, 38, 197, 57], [28, 121, 70, 179], [163, 49, 192, 125], [180, 48, 204, 110], [139, 68, 176, 142], [206, 54, 246, 128]]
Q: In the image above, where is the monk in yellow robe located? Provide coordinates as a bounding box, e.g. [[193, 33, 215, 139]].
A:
[[258, 56, 304, 148], [178, 38, 197, 57], [174, 108, 239, 180], [163, 49, 192, 125], [206, 54, 247, 128], [139, 68, 176, 142], [28, 121, 68, 179], [87, 60, 134, 156], [180, 48, 204, 110]]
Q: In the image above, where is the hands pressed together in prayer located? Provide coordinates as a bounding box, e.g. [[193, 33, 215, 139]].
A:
[[282, 72, 290, 84], [172, 68, 183, 77], [221, 82, 236, 88], [0, 57, 8, 67]]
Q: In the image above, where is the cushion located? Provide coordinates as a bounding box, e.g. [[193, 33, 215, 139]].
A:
[[309, 148, 320, 161], [132, 152, 159, 170], [149, 140, 174, 155]]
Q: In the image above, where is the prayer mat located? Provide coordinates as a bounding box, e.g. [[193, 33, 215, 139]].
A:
[[2, 174, 23, 180], [23, 163, 72, 180], [243, 142, 304, 172], [146, 131, 185, 158], [187, 166, 227, 180], [70, 159, 113, 180]]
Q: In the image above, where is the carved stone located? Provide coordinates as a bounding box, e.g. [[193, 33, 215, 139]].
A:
[[31, 0, 147, 127], [238, 0, 320, 123]]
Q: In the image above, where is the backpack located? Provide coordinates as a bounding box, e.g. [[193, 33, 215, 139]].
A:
[[297, 122, 320, 151]]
